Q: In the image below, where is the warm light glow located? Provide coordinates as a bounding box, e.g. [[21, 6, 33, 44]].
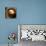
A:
[[8, 9, 15, 14], [5, 7, 16, 18]]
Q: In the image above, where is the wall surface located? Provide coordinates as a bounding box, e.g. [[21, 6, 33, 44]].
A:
[[0, 0, 46, 45], [19, 0, 46, 24]]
